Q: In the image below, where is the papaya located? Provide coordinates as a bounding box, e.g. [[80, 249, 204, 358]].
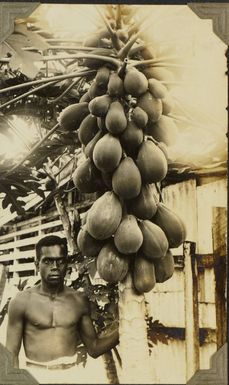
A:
[[86, 191, 122, 240], [95, 66, 110, 88], [72, 158, 103, 193], [139, 220, 168, 260], [79, 91, 91, 103], [107, 72, 124, 97], [93, 133, 122, 172], [84, 130, 104, 159], [124, 68, 148, 97], [97, 117, 107, 132], [132, 106, 148, 129], [153, 203, 186, 248], [77, 226, 105, 257], [120, 120, 143, 156], [148, 78, 168, 99], [145, 115, 178, 146], [78, 114, 99, 146], [81, 210, 89, 226], [157, 142, 169, 161], [133, 255, 156, 293], [105, 101, 127, 134], [112, 157, 141, 199], [142, 67, 174, 83], [59, 102, 89, 131], [114, 215, 143, 254], [154, 249, 174, 283], [96, 241, 129, 283], [136, 140, 168, 183], [128, 184, 157, 220], [88, 94, 111, 117], [88, 81, 106, 99], [83, 48, 117, 69], [138, 91, 162, 122], [162, 93, 175, 115], [102, 171, 113, 189]]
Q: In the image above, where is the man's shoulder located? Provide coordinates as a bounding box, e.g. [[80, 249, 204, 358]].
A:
[[8, 289, 31, 313], [65, 288, 89, 314]]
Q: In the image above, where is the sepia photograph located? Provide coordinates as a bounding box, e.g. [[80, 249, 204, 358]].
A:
[[0, 2, 227, 385]]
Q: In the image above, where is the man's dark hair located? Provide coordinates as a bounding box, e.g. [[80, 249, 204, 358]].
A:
[[35, 235, 68, 262]]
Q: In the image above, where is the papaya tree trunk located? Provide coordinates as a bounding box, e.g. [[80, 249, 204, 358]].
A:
[[54, 192, 78, 255], [118, 273, 153, 383], [54, 192, 119, 384], [103, 351, 119, 384]]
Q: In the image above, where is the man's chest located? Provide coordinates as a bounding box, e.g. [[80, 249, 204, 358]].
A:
[[25, 294, 81, 329]]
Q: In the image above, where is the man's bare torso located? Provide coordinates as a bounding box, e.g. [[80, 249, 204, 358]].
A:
[[20, 285, 86, 362]]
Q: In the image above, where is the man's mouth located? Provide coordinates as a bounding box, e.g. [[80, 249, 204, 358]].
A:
[[48, 274, 61, 279]]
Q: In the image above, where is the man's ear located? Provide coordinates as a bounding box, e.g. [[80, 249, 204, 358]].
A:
[[35, 259, 39, 273]]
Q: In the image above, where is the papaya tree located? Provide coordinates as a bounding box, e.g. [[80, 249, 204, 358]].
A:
[[0, 4, 186, 383]]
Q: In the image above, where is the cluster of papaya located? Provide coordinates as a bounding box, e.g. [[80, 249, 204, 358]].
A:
[[58, 5, 186, 294]]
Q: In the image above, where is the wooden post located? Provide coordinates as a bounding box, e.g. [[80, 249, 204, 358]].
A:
[[183, 241, 200, 381], [212, 207, 227, 349]]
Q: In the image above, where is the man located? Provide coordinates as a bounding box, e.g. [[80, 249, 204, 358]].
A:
[[6, 235, 119, 380]]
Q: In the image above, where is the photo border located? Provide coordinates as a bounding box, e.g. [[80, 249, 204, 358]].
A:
[[0, 2, 228, 384]]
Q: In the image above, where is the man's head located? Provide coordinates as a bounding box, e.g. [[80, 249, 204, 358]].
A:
[[35, 235, 68, 285]]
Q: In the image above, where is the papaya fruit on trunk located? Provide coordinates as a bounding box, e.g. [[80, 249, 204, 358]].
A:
[[145, 115, 178, 146], [97, 241, 129, 283], [105, 101, 127, 134], [120, 120, 143, 157], [162, 93, 175, 115], [86, 191, 122, 240], [84, 130, 104, 160], [88, 81, 106, 99], [152, 203, 186, 248], [107, 72, 124, 97], [124, 68, 148, 97], [78, 114, 99, 146], [95, 66, 110, 87], [112, 157, 142, 199], [133, 255, 156, 294], [77, 226, 105, 257], [128, 184, 157, 220], [93, 133, 122, 172], [59, 102, 89, 131], [142, 67, 174, 83], [139, 220, 168, 260], [89, 94, 111, 117], [80, 91, 91, 103], [154, 249, 174, 283], [148, 78, 168, 99], [132, 106, 148, 129], [114, 215, 143, 254], [138, 91, 162, 122], [136, 140, 168, 183], [72, 158, 103, 193]]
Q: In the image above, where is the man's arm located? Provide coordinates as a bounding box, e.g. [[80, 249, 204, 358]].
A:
[[6, 292, 26, 368], [79, 314, 119, 358]]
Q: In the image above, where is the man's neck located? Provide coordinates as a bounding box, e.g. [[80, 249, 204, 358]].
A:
[[39, 282, 65, 297]]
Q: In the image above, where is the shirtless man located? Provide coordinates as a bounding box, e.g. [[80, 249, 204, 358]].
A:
[[6, 235, 119, 370]]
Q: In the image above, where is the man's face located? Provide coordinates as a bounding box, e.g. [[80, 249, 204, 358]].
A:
[[38, 245, 68, 285]]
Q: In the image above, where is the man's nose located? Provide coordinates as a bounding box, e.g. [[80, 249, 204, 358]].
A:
[[51, 260, 58, 269]]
